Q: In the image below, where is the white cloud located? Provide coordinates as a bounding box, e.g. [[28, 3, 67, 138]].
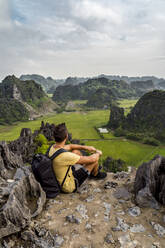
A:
[[0, 0, 165, 80]]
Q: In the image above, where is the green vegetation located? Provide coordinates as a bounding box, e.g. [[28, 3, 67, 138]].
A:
[[34, 134, 54, 154], [52, 77, 138, 104], [118, 99, 138, 115], [103, 157, 128, 173], [0, 99, 29, 124], [85, 140, 162, 167], [0, 110, 110, 141]]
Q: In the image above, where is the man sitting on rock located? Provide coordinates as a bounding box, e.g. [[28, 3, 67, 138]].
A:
[[48, 123, 107, 193]]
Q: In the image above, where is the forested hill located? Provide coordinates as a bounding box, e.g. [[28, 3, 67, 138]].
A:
[[0, 75, 58, 124], [52, 77, 138, 103], [108, 90, 165, 142], [20, 74, 64, 92]]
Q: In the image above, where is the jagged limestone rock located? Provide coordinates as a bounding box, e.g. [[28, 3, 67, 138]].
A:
[[134, 155, 165, 209], [9, 128, 36, 164], [0, 141, 23, 179], [0, 167, 46, 238], [0, 141, 46, 239]]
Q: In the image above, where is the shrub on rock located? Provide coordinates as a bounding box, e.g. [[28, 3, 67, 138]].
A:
[[103, 156, 128, 173]]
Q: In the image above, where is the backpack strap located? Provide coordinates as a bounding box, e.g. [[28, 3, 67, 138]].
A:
[[61, 165, 71, 189], [46, 146, 71, 190]]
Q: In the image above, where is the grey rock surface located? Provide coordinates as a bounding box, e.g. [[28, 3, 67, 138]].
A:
[[114, 187, 131, 200], [76, 204, 88, 219], [134, 155, 165, 208], [0, 166, 46, 238], [65, 214, 81, 224], [118, 234, 138, 248], [151, 222, 165, 237], [104, 233, 115, 244], [104, 181, 118, 189], [128, 206, 141, 217], [130, 224, 145, 233], [112, 217, 130, 232]]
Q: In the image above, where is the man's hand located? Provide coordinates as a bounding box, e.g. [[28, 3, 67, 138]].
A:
[[87, 146, 97, 153], [96, 149, 102, 156]]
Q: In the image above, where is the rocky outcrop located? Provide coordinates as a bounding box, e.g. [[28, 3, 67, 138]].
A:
[[9, 128, 37, 164], [134, 155, 165, 209], [0, 142, 46, 239], [0, 141, 23, 179], [0, 167, 46, 239], [108, 105, 125, 129]]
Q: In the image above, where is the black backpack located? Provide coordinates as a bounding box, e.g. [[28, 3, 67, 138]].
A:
[[31, 146, 71, 198]]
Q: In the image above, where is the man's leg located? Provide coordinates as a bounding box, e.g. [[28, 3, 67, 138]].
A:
[[83, 162, 99, 176], [72, 149, 99, 176]]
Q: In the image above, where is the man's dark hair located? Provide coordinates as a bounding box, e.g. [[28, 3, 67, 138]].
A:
[[53, 123, 68, 142]]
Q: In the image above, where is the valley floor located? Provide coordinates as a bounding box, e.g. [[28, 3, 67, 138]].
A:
[[0, 99, 165, 167]]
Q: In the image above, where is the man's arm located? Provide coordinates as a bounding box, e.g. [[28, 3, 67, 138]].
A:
[[64, 144, 97, 153], [77, 152, 101, 165]]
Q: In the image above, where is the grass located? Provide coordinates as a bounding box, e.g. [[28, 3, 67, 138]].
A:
[[0, 110, 110, 141], [85, 139, 161, 167], [118, 99, 138, 116], [118, 99, 138, 108]]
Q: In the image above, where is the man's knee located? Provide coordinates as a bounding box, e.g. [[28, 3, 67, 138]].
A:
[[72, 149, 82, 156]]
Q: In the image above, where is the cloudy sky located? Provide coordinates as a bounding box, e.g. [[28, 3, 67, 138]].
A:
[[0, 0, 165, 80]]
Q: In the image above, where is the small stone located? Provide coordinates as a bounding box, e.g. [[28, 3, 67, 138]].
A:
[[112, 217, 129, 232], [93, 188, 102, 193], [77, 184, 89, 194], [76, 204, 88, 219], [104, 233, 115, 244], [54, 235, 64, 248], [151, 222, 165, 237], [104, 181, 118, 189], [117, 211, 125, 215], [65, 215, 81, 224], [118, 234, 138, 248], [94, 212, 99, 217], [152, 242, 161, 248], [128, 206, 141, 217], [7, 179, 14, 183], [85, 223, 92, 231], [130, 224, 145, 233], [85, 195, 94, 202], [71, 229, 80, 239], [114, 187, 131, 201], [103, 202, 111, 222], [35, 226, 47, 237], [51, 200, 63, 205], [118, 199, 126, 204], [113, 172, 129, 180]]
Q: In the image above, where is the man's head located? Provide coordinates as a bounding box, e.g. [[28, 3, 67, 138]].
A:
[[53, 123, 68, 143]]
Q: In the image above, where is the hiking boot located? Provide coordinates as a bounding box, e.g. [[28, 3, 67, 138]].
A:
[[89, 171, 107, 180]]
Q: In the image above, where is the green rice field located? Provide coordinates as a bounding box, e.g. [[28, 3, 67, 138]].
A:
[[0, 98, 164, 167], [0, 110, 109, 141]]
